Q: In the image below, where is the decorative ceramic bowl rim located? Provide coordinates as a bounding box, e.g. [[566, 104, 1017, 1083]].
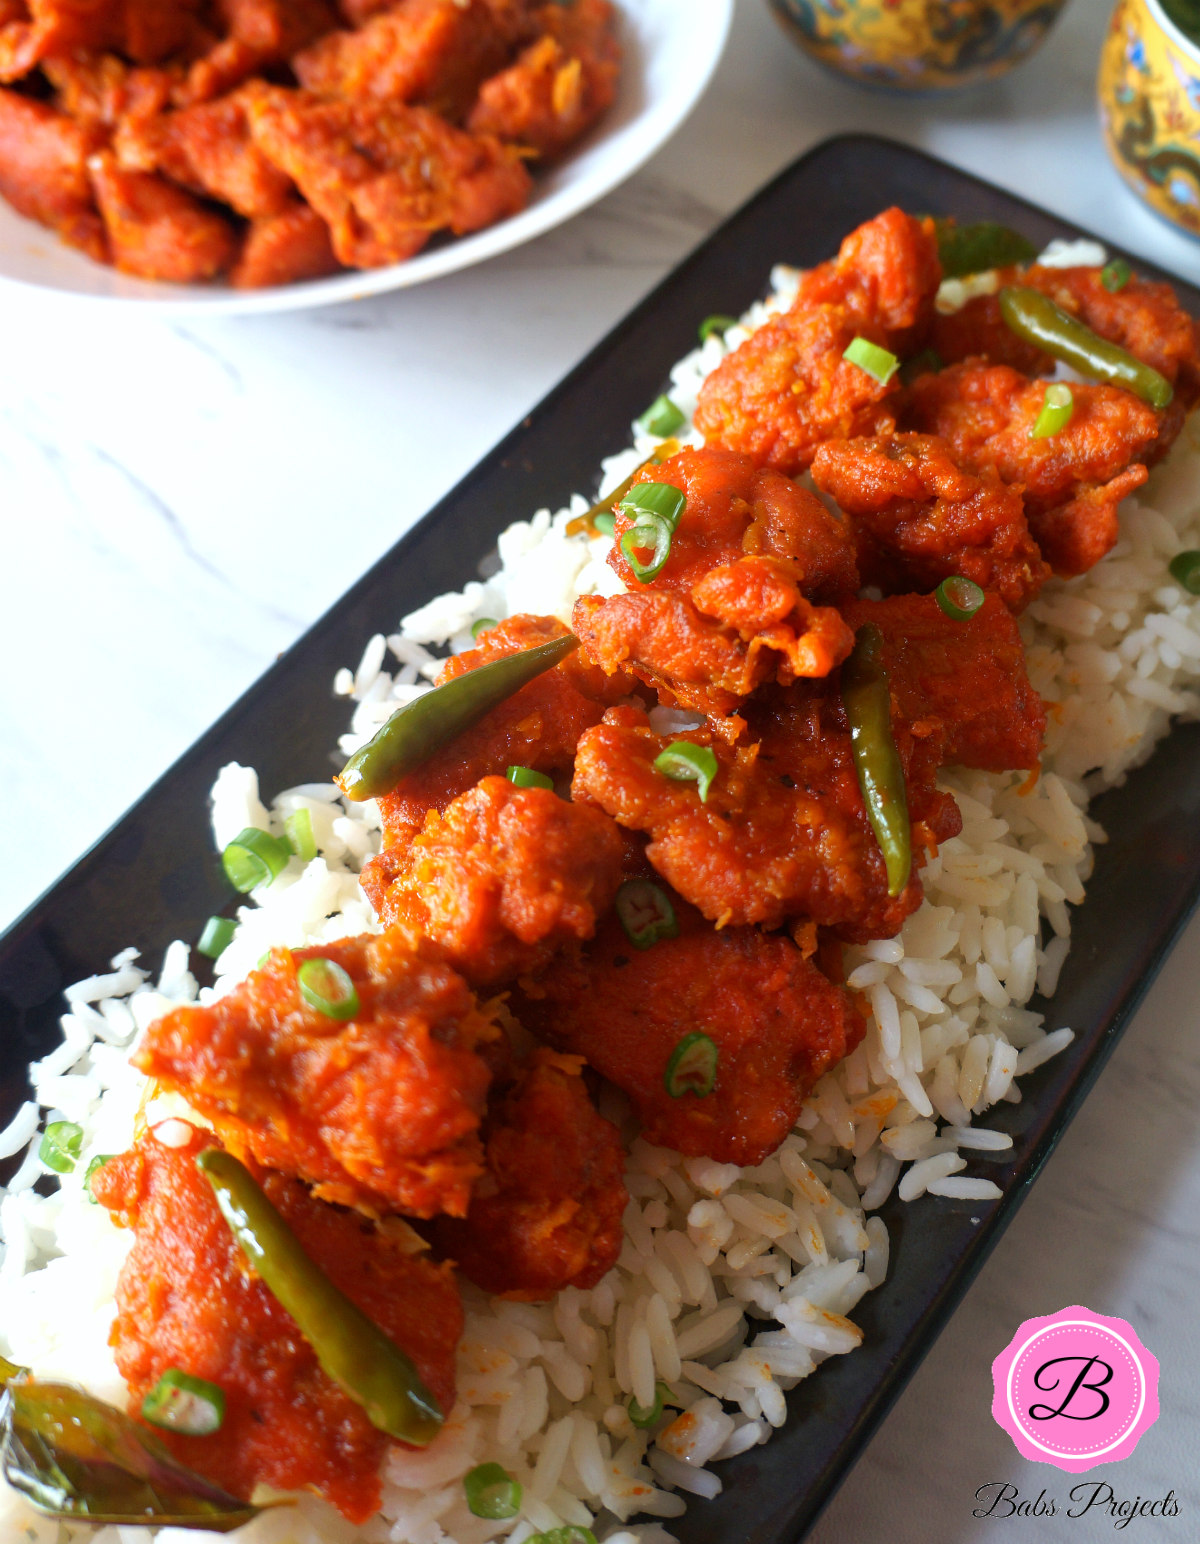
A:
[[1145, 0, 1200, 68]]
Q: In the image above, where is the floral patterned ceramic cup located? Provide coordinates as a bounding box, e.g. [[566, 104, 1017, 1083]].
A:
[[767, 0, 1070, 92], [1099, 0, 1200, 237]]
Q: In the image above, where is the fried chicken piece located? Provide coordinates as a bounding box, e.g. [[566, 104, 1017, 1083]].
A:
[[467, 0, 620, 160], [366, 614, 632, 856], [371, 775, 626, 986], [790, 204, 942, 349], [573, 569, 854, 733], [0, 0, 207, 80], [246, 87, 531, 267], [901, 360, 1158, 575], [133, 931, 499, 1219], [607, 445, 859, 600], [842, 592, 1046, 773], [93, 1123, 462, 1526], [184, 0, 338, 102], [428, 1047, 627, 1297], [514, 901, 865, 1165], [811, 432, 1050, 612], [694, 301, 901, 475], [694, 209, 942, 475], [89, 152, 238, 281], [295, 0, 518, 120], [931, 287, 1052, 376], [0, 88, 106, 259], [232, 198, 340, 286], [572, 698, 961, 942], [115, 86, 294, 219], [43, 53, 178, 128]]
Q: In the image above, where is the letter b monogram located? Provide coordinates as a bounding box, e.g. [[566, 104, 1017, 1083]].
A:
[[1028, 1355, 1113, 1421]]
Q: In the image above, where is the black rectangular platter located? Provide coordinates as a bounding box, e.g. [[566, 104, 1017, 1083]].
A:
[[3, 134, 1200, 1543]]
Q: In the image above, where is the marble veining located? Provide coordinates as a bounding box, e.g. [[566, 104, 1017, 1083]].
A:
[[3, 0, 1199, 1536]]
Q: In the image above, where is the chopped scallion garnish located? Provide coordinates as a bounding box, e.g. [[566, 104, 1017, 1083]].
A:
[[297, 958, 360, 1021], [221, 827, 292, 894], [197, 915, 236, 960], [620, 515, 674, 583], [628, 1379, 675, 1428], [934, 575, 986, 621], [664, 1032, 718, 1099], [285, 808, 317, 862], [1030, 382, 1074, 439], [638, 395, 686, 438], [699, 313, 738, 343], [507, 765, 554, 790], [1101, 258, 1132, 293], [39, 1122, 83, 1175], [471, 617, 498, 640], [84, 1153, 115, 1202], [524, 1530, 597, 1544], [1169, 550, 1200, 593], [463, 1462, 522, 1519], [615, 880, 679, 951], [620, 482, 687, 530], [593, 511, 616, 536], [141, 1370, 226, 1436], [653, 741, 718, 802], [843, 336, 900, 385]]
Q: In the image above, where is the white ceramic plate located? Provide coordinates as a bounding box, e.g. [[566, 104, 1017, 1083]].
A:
[[0, 0, 733, 315]]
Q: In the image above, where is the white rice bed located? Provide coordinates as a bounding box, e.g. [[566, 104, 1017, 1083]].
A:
[[5, 245, 1200, 1544]]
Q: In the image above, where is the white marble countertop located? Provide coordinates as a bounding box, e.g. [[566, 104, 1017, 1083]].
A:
[[2, 0, 1198, 1537]]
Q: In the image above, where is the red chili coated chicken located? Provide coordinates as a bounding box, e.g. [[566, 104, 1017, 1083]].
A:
[[428, 1046, 627, 1297], [901, 361, 1159, 576], [133, 931, 500, 1219], [513, 900, 865, 1165], [367, 774, 627, 987], [694, 208, 942, 473], [571, 696, 962, 942], [367, 613, 632, 854], [93, 1122, 462, 1525], [810, 431, 1050, 612]]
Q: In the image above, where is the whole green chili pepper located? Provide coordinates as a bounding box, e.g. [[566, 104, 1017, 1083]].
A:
[[0, 1357, 263, 1529], [841, 624, 911, 899], [997, 286, 1174, 410], [337, 633, 579, 801], [196, 1149, 443, 1446], [933, 219, 1036, 278]]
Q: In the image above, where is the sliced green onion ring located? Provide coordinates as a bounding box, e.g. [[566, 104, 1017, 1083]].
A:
[[615, 880, 679, 950], [471, 617, 498, 640], [1169, 550, 1200, 594], [507, 765, 554, 790], [463, 1462, 522, 1520], [197, 915, 236, 960], [638, 394, 686, 438], [593, 510, 616, 536], [843, 336, 900, 385], [653, 741, 719, 802], [222, 827, 292, 893], [297, 958, 360, 1021], [285, 808, 317, 862], [1030, 381, 1075, 439], [934, 575, 986, 621], [664, 1032, 719, 1099], [524, 1530, 597, 1544], [141, 1370, 226, 1436], [39, 1121, 83, 1174], [84, 1153, 115, 1202], [620, 515, 673, 583], [1101, 258, 1131, 293], [628, 1380, 675, 1429], [699, 313, 738, 343], [620, 481, 687, 531]]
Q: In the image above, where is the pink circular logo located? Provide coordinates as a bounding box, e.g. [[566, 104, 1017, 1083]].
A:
[[991, 1307, 1160, 1473]]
